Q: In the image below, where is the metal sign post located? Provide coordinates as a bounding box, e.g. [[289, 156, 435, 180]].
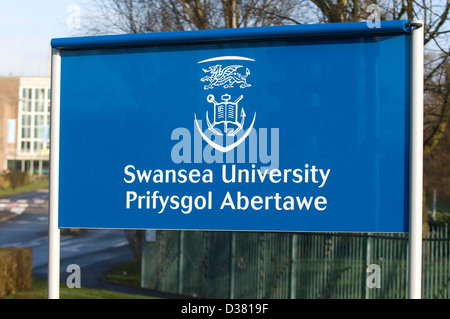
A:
[[408, 20, 424, 299], [48, 48, 61, 299]]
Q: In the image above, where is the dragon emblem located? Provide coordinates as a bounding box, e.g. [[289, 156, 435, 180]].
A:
[[201, 65, 251, 90]]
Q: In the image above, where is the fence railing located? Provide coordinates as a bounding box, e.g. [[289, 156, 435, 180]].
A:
[[141, 224, 450, 299]]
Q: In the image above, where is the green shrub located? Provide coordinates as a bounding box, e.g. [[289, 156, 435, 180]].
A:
[[0, 247, 32, 298], [4, 172, 30, 189]]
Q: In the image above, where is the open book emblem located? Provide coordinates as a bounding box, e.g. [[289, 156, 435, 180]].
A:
[[206, 94, 245, 136]]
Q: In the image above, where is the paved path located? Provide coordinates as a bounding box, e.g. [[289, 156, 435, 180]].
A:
[[0, 188, 49, 221], [0, 188, 187, 299]]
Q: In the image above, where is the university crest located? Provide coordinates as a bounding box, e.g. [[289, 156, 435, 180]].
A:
[[194, 56, 256, 153]]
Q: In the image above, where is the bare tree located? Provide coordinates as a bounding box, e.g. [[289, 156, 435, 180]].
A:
[[84, 0, 309, 34], [84, 0, 450, 237], [309, 0, 450, 232]]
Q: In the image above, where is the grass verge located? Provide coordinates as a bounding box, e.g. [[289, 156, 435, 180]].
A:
[[103, 259, 141, 287], [4, 259, 149, 299], [0, 180, 49, 198], [4, 276, 153, 299]]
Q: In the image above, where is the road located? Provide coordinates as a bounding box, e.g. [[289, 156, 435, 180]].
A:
[[0, 189, 179, 298], [0, 212, 130, 284]]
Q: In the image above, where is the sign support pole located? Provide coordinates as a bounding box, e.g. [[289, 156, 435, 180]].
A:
[[48, 48, 61, 299], [408, 20, 424, 299]]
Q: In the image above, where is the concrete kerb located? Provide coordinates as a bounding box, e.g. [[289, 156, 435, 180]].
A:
[[0, 212, 18, 223]]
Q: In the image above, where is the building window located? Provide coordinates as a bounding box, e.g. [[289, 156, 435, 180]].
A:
[[33, 142, 43, 151], [33, 161, 40, 175], [22, 88, 32, 112], [21, 115, 31, 138], [35, 88, 45, 112], [7, 160, 21, 172], [42, 161, 49, 175], [18, 86, 50, 155], [21, 141, 31, 152], [34, 115, 45, 138]]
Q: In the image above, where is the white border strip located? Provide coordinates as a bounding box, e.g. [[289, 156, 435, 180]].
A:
[[198, 56, 255, 64], [408, 20, 424, 299], [48, 48, 61, 299]]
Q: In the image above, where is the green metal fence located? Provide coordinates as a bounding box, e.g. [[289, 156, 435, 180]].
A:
[[141, 225, 450, 299]]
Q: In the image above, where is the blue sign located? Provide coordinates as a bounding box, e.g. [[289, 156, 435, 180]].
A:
[[52, 21, 412, 232]]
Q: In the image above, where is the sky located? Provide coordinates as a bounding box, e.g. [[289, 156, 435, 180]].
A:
[[0, 1, 91, 77]]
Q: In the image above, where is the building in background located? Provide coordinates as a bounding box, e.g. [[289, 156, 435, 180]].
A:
[[0, 76, 50, 176]]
